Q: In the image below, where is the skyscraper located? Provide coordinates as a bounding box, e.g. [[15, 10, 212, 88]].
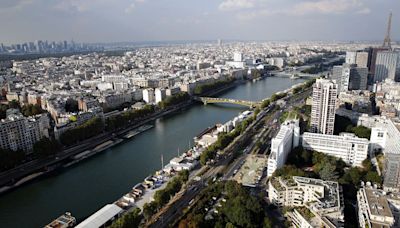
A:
[[310, 79, 337, 135], [375, 51, 400, 82], [345, 51, 369, 68], [332, 64, 368, 92], [355, 52, 369, 68]]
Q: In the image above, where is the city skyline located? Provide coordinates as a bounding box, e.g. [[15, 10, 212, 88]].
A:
[[0, 0, 400, 44]]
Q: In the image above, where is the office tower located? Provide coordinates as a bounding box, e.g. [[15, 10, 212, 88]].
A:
[[310, 79, 337, 135], [332, 64, 368, 92], [346, 51, 369, 68], [349, 66, 368, 90], [332, 65, 343, 88], [375, 51, 400, 82], [355, 52, 369, 68], [217, 39, 222, 46], [370, 47, 390, 80]]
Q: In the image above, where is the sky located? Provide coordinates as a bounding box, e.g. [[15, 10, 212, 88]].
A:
[[0, 0, 399, 44]]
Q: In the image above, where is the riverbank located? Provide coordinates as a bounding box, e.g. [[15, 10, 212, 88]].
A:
[[0, 77, 307, 228], [0, 79, 242, 194]]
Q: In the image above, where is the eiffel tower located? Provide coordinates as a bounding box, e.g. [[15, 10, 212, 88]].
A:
[[382, 12, 392, 49]]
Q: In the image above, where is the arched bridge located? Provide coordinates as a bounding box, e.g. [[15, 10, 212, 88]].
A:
[[195, 97, 261, 108]]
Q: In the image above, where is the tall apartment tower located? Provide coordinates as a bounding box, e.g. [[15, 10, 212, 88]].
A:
[[310, 79, 338, 135]]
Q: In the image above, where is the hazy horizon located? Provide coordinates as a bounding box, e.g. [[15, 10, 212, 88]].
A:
[[1, 0, 399, 44]]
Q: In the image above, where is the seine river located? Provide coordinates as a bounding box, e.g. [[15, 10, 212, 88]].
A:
[[0, 77, 305, 227]]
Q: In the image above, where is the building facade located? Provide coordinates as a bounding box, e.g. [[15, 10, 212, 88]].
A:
[[302, 132, 369, 167], [310, 79, 337, 135], [0, 109, 48, 153], [269, 176, 344, 228], [375, 51, 400, 82], [267, 119, 300, 177], [357, 183, 397, 228]]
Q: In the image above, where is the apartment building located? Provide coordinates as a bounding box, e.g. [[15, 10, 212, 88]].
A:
[[267, 119, 300, 177], [357, 183, 400, 228], [310, 79, 337, 135], [302, 132, 369, 167], [0, 109, 49, 153], [268, 176, 344, 228]]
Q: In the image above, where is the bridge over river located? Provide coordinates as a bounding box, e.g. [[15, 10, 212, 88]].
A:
[[195, 96, 262, 108]]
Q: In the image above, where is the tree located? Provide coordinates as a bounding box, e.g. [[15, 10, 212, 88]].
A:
[[158, 92, 190, 109], [65, 99, 79, 113], [273, 165, 307, 178], [364, 171, 382, 185], [143, 202, 157, 219], [340, 167, 362, 186], [0, 104, 8, 119], [362, 159, 373, 171], [261, 99, 270, 108], [110, 207, 143, 228], [8, 100, 20, 109], [319, 162, 339, 180], [350, 126, 371, 140], [21, 104, 44, 116], [60, 117, 104, 146], [33, 137, 61, 158], [0, 149, 25, 171]]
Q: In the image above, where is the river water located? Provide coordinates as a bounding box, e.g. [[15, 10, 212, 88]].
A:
[[0, 77, 305, 227]]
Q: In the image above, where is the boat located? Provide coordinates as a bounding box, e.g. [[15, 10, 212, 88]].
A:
[[44, 212, 76, 228], [124, 125, 153, 139], [290, 74, 300, 79]]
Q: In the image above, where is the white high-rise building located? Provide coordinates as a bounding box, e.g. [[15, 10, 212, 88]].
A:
[[375, 51, 400, 82], [345, 51, 357, 64], [155, 88, 166, 104], [302, 132, 369, 167], [310, 79, 337, 135], [267, 119, 300, 177], [233, 52, 243, 62], [142, 88, 155, 103]]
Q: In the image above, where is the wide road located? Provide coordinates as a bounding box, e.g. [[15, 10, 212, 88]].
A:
[[147, 88, 312, 227]]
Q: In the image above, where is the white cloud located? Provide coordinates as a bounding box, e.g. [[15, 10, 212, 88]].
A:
[[235, 0, 371, 21], [0, 0, 33, 10], [219, 0, 255, 11], [125, 2, 135, 13], [290, 0, 370, 15]]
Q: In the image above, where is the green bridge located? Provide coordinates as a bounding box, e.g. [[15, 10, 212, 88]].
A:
[[195, 97, 262, 108]]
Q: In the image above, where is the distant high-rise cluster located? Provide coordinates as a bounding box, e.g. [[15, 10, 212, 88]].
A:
[[0, 40, 103, 54]]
